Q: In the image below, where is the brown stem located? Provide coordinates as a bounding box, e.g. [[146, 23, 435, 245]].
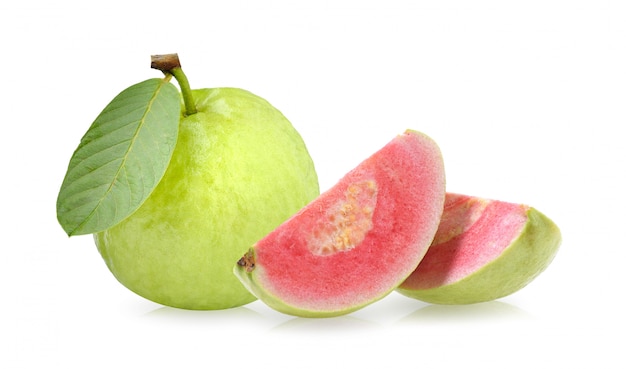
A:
[[150, 54, 197, 116], [150, 54, 182, 72], [237, 249, 256, 273]]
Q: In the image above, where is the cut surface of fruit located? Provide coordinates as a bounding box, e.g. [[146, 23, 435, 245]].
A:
[[396, 193, 561, 304], [234, 130, 446, 317]]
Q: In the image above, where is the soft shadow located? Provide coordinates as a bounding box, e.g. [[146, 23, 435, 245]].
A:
[[143, 305, 264, 324], [397, 300, 533, 325], [273, 314, 380, 334]]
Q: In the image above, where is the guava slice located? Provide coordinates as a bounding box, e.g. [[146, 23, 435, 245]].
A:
[[234, 130, 446, 317], [396, 193, 561, 304]]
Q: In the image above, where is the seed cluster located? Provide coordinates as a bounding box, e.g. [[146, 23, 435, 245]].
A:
[[308, 180, 378, 256]]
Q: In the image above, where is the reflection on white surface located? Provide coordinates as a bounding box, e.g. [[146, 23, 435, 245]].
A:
[[273, 314, 381, 333], [139, 293, 534, 330], [398, 300, 534, 325], [144, 305, 262, 320], [142, 303, 288, 332]]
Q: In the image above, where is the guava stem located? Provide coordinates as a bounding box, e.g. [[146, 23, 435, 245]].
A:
[[237, 249, 256, 273], [170, 68, 197, 116], [151, 53, 197, 116]]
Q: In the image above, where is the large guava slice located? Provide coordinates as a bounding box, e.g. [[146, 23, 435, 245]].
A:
[[396, 193, 561, 304], [234, 130, 446, 317]]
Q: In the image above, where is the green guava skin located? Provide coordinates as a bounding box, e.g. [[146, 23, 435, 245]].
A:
[[94, 88, 319, 310], [396, 206, 561, 304]]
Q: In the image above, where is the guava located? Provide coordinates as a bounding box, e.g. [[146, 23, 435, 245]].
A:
[[234, 130, 446, 317], [396, 193, 561, 304], [94, 87, 319, 310]]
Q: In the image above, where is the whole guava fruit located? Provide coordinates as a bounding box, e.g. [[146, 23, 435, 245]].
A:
[[94, 88, 319, 310]]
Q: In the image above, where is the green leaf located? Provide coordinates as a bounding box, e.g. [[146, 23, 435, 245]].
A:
[[56, 78, 181, 236]]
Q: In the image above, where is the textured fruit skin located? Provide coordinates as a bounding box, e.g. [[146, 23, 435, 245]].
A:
[[235, 130, 446, 317], [94, 88, 319, 310], [396, 194, 561, 305]]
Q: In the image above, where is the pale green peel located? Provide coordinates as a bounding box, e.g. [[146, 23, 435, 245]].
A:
[[396, 207, 561, 305], [95, 88, 319, 310], [233, 253, 324, 317]]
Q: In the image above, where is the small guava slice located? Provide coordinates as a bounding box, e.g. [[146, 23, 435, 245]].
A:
[[396, 193, 561, 304], [234, 130, 446, 317]]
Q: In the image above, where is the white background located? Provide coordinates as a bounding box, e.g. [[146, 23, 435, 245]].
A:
[[2, 0, 624, 367]]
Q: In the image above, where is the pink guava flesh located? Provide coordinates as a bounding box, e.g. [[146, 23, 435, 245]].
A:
[[236, 130, 446, 316], [400, 194, 530, 290]]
